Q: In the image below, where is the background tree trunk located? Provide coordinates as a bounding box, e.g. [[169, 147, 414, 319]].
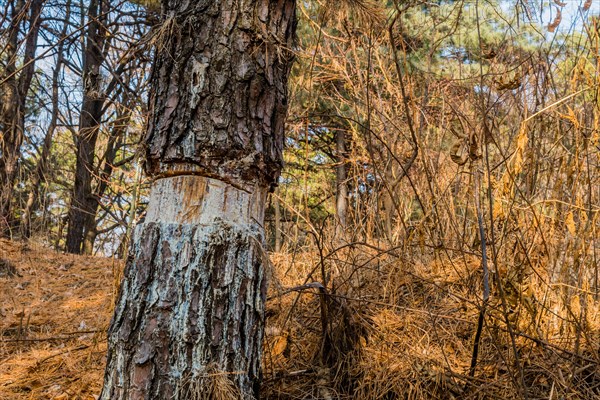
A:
[[21, 1, 70, 239], [65, 0, 109, 253], [101, 1, 296, 398], [82, 104, 133, 254], [118, 160, 141, 259], [0, 0, 22, 237], [0, 0, 43, 237], [274, 194, 282, 252], [335, 130, 348, 230]]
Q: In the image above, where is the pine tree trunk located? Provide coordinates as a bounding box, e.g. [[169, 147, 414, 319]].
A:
[[0, 0, 22, 237], [100, 1, 296, 398], [22, 2, 69, 238], [0, 0, 42, 237], [65, 0, 108, 253], [118, 161, 141, 259], [335, 130, 348, 230], [81, 107, 133, 254]]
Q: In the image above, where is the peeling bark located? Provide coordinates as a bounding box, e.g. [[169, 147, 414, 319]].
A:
[[101, 0, 296, 398], [145, 0, 296, 188], [102, 177, 269, 399]]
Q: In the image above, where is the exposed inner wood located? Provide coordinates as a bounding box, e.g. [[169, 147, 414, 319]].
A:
[[145, 175, 267, 226]]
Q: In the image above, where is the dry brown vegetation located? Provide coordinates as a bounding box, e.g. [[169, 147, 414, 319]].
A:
[[2, 232, 600, 399], [0, 239, 116, 399], [260, 238, 600, 399], [1, 1, 600, 399]]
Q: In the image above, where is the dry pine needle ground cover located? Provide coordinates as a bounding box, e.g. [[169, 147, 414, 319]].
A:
[[0, 239, 118, 399], [1, 238, 600, 399]]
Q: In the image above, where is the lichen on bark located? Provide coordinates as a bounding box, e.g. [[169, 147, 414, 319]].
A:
[[102, 219, 267, 399]]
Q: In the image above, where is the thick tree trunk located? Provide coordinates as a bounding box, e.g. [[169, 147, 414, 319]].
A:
[[102, 176, 268, 399], [65, 0, 108, 253], [101, 1, 296, 398], [0, 0, 42, 237]]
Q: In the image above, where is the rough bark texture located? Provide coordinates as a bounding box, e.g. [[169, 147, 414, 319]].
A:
[[65, 0, 109, 253], [102, 177, 269, 399], [145, 0, 296, 189], [101, 1, 296, 398]]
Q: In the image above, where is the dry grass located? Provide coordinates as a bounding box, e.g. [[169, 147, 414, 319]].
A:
[[1, 237, 599, 399], [262, 243, 600, 399], [175, 365, 243, 400]]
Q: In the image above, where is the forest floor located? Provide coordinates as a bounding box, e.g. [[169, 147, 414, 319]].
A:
[[0, 239, 117, 400], [1, 238, 599, 400]]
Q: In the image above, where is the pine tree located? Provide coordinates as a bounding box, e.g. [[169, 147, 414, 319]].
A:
[[100, 1, 296, 398]]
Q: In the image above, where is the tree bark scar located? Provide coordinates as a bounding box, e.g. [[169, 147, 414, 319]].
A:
[[152, 163, 252, 193], [145, 175, 267, 226]]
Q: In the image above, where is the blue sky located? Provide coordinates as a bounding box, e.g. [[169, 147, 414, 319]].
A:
[[539, 0, 599, 32]]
